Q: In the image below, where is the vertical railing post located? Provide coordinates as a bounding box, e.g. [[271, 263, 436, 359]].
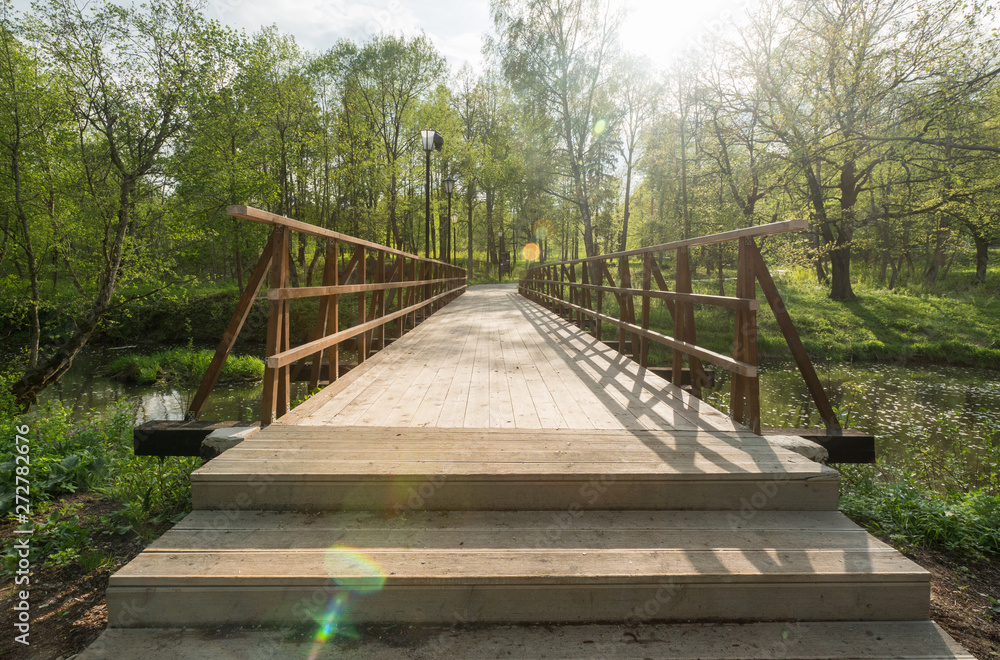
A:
[[357, 246, 367, 363], [261, 226, 288, 426], [309, 239, 336, 390], [556, 264, 569, 318], [376, 250, 386, 351], [328, 239, 339, 383], [410, 259, 418, 328], [399, 256, 409, 339], [672, 248, 688, 388], [581, 260, 591, 333], [732, 237, 761, 433], [619, 255, 638, 360], [569, 263, 578, 326], [596, 260, 604, 341], [640, 253, 652, 367]]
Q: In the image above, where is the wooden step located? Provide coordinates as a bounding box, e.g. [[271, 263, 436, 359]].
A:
[[106, 511, 928, 627], [76, 621, 974, 660], [191, 427, 840, 512]]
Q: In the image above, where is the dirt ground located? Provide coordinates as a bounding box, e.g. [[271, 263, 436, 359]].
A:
[[1, 500, 998, 660]]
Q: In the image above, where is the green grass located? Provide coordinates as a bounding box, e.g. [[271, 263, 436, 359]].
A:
[[755, 268, 1000, 368], [106, 348, 265, 385]]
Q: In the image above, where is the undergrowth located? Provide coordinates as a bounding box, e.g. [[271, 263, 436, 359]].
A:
[[838, 414, 1000, 559], [0, 375, 199, 573]]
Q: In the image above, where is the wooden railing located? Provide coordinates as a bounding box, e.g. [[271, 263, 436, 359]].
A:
[[518, 220, 841, 436], [186, 206, 466, 426]]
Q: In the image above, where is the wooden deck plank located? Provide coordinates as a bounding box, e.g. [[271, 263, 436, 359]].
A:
[[113, 548, 922, 585], [168, 509, 864, 533], [510, 293, 736, 432], [411, 301, 478, 427], [434, 293, 482, 428], [290, 285, 743, 431], [463, 298, 494, 428], [488, 305, 517, 428]]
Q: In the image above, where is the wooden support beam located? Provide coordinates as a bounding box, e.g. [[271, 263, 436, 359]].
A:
[[529, 281, 759, 310], [186, 234, 274, 421], [228, 205, 454, 267], [134, 420, 251, 457], [530, 219, 810, 268], [751, 239, 842, 435], [267, 277, 463, 299]]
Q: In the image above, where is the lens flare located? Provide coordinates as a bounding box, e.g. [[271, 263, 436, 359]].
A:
[[533, 219, 553, 241], [307, 592, 351, 660], [325, 545, 387, 594], [522, 243, 541, 261], [305, 545, 388, 658], [593, 119, 607, 135]]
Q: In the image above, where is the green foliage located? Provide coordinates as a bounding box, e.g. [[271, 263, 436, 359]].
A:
[[841, 480, 1000, 558], [592, 260, 1000, 371], [0, 400, 114, 512], [2, 503, 90, 572], [839, 416, 1000, 558], [0, 380, 199, 573], [106, 349, 264, 386]]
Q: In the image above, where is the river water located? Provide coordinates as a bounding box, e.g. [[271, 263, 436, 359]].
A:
[[36, 348, 1000, 465]]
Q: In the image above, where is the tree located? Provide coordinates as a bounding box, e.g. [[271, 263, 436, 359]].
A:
[[612, 54, 658, 250], [0, 18, 67, 373], [490, 0, 621, 260], [743, 0, 975, 300], [349, 33, 446, 251], [11, 0, 224, 408]]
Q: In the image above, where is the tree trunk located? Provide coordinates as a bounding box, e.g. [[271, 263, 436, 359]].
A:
[[877, 248, 890, 285], [620, 163, 633, 251], [973, 232, 989, 285], [830, 161, 859, 301], [923, 223, 948, 288]]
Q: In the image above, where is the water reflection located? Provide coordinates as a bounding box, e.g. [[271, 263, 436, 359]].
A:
[[38, 349, 312, 424], [705, 361, 1000, 466]]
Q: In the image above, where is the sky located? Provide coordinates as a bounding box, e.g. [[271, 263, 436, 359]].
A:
[[14, 0, 750, 72]]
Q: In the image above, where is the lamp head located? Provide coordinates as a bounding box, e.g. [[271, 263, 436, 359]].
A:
[[421, 129, 443, 152]]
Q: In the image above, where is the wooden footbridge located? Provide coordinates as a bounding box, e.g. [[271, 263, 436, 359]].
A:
[[80, 207, 970, 659]]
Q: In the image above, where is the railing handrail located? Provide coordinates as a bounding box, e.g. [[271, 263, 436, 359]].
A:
[[517, 219, 841, 437], [527, 219, 808, 269], [187, 206, 467, 426], [228, 205, 456, 268]]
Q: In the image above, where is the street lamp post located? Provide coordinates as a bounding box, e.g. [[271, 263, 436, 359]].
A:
[[444, 176, 455, 265], [497, 229, 505, 279], [420, 130, 443, 258]]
